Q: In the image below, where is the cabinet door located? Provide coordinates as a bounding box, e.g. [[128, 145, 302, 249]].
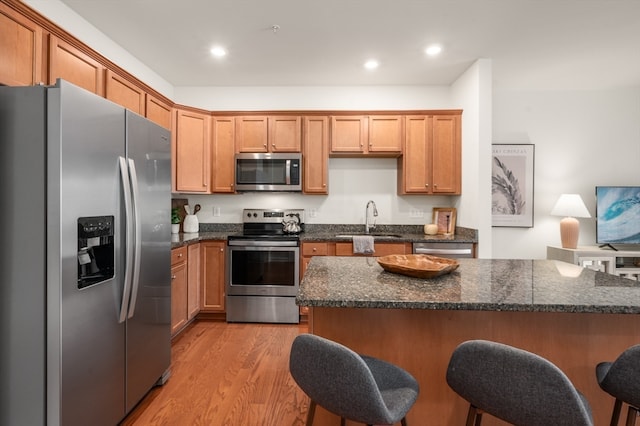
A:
[[368, 115, 403, 153], [400, 116, 431, 194], [236, 116, 268, 152], [146, 95, 172, 131], [170, 261, 188, 336], [269, 116, 301, 152], [105, 70, 145, 115], [330, 116, 367, 153], [303, 116, 329, 194], [48, 35, 105, 96], [211, 117, 236, 193], [201, 241, 226, 312], [0, 2, 43, 86], [431, 115, 461, 194], [187, 243, 201, 320], [175, 108, 211, 193]]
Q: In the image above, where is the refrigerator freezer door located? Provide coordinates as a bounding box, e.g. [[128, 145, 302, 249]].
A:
[[124, 110, 172, 412], [48, 80, 127, 426]]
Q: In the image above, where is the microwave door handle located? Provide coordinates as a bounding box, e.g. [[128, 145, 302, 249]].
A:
[[285, 159, 291, 185]]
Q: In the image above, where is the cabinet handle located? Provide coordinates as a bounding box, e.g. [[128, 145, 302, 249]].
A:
[[264, 143, 267, 148], [220, 248, 224, 252], [178, 253, 183, 258], [313, 247, 317, 252], [171, 275, 176, 280], [425, 184, 429, 187], [272, 143, 276, 148]]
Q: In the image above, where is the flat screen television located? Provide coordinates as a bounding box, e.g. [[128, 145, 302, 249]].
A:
[[596, 186, 640, 247]]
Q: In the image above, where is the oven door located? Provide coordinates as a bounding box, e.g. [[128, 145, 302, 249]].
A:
[[226, 243, 300, 297]]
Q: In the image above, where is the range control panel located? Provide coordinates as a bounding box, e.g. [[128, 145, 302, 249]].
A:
[[242, 209, 305, 224]]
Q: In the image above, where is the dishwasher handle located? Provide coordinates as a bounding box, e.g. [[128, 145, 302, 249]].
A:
[[414, 247, 472, 256]]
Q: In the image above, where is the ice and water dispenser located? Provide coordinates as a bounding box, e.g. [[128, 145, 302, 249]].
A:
[[77, 216, 115, 289]]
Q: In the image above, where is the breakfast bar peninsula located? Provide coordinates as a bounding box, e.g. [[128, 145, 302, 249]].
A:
[[297, 256, 640, 426]]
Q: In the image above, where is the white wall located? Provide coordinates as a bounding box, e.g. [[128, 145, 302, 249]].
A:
[[174, 86, 452, 111], [492, 88, 640, 259], [451, 59, 493, 258]]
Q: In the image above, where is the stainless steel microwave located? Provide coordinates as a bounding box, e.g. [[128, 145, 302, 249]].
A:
[[235, 153, 302, 192]]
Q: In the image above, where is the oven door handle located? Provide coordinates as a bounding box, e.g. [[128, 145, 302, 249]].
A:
[[228, 240, 299, 247]]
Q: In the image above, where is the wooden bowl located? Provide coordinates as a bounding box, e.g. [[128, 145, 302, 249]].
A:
[[377, 254, 459, 279]]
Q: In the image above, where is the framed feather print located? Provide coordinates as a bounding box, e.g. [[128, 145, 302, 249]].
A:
[[491, 144, 535, 227]]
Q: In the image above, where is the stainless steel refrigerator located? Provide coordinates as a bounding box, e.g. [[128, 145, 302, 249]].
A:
[[0, 79, 172, 426]]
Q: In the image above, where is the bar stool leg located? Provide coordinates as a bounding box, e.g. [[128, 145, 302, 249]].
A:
[[610, 398, 622, 426], [305, 400, 316, 426], [624, 405, 638, 426]]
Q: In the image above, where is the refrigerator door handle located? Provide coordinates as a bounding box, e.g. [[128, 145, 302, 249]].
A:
[[118, 156, 134, 323], [126, 158, 142, 319]]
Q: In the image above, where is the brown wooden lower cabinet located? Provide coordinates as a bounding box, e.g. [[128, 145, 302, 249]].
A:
[[170, 246, 188, 336], [200, 241, 226, 313]]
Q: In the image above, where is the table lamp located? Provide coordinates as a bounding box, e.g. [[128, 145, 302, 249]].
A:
[[550, 194, 591, 249]]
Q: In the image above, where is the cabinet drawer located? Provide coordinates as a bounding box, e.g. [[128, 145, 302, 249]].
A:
[[302, 243, 328, 256], [171, 246, 187, 265], [335, 242, 408, 257]]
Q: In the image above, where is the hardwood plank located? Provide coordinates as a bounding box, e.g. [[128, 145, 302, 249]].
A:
[[121, 321, 309, 425]]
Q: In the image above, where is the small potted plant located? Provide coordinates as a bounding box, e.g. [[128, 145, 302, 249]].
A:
[[171, 208, 181, 234]]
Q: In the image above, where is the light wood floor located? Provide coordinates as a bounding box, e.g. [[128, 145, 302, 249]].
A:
[[120, 320, 310, 425]]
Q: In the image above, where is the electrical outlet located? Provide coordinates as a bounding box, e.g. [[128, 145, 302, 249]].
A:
[[213, 206, 221, 217], [409, 208, 424, 218], [309, 208, 317, 218]]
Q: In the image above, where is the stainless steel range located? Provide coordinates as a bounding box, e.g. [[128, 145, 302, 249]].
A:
[[226, 208, 304, 323]]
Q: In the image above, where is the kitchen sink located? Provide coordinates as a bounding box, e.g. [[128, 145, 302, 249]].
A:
[[334, 233, 403, 238]]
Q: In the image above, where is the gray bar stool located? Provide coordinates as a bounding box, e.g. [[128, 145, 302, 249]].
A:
[[595, 344, 640, 426], [446, 340, 593, 426], [289, 333, 420, 426]]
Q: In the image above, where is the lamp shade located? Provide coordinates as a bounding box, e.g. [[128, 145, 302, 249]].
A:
[[550, 194, 591, 218]]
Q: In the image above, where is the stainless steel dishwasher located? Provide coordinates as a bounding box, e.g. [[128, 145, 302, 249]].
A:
[[413, 242, 475, 258]]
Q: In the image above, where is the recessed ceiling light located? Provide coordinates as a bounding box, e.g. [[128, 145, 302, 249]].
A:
[[425, 45, 442, 56], [210, 46, 227, 58], [364, 60, 379, 70]]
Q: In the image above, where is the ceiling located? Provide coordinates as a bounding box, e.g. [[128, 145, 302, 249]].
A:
[[57, 0, 640, 91]]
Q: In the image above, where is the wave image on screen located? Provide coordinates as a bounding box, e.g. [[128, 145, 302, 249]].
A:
[[596, 186, 640, 244]]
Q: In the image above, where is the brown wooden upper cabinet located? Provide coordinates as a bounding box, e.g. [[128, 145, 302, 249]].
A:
[[0, 2, 43, 86], [145, 95, 172, 131], [48, 35, 105, 96], [398, 114, 461, 195], [211, 117, 236, 193], [303, 116, 329, 194], [105, 70, 145, 115], [174, 107, 211, 193], [330, 115, 403, 155], [236, 115, 301, 153]]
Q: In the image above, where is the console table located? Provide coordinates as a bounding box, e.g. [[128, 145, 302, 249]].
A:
[[547, 245, 640, 280]]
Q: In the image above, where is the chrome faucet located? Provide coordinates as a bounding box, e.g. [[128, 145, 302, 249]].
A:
[[365, 200, 378, 234]]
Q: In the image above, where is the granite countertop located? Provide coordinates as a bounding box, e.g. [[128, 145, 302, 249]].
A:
[[170, 231, 231, 248], [300, 225, 477, 243], [297, 256, 640, 314], [170, 224, 478, 248]]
